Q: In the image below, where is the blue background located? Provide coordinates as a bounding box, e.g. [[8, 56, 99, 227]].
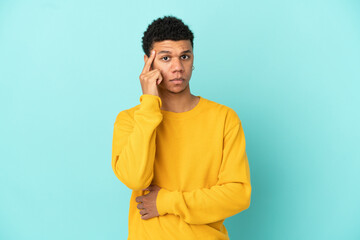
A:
[[1, 0, 359, 239]]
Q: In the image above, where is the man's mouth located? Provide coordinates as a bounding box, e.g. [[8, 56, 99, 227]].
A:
[[170, 78, 185, 81], [170, 78, 184, 84]]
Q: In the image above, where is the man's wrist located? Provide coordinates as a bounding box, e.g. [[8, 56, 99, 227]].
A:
[[139, 94, 163, 110], [156, 188, 175, 216]]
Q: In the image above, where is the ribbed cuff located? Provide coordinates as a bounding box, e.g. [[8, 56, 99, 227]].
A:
[[139, 94, 162, 110], [156, 188, 176, 216]]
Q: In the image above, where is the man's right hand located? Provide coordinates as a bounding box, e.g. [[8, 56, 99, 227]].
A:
[[139, 50, 163, 96]]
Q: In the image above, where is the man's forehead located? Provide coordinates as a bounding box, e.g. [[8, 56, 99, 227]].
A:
[[152, 40, 192, 53]]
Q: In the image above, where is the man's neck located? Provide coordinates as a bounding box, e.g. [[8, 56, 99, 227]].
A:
[[158, 89, 200, 113]]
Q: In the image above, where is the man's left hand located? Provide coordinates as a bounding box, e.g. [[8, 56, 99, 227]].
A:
[[135, 185, 161, 220]]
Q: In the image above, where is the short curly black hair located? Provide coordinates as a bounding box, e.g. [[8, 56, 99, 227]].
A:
[[142, 16, 194, 57]]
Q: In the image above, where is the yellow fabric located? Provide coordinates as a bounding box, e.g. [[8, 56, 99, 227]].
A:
[[112, 94, 251, 240]]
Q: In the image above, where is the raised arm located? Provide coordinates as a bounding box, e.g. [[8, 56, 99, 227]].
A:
[[112, 50, 165, 190], [156, 120, 251, 224], [111, 94, 163, 190]]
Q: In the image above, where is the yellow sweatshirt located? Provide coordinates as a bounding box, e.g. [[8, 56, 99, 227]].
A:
[[112, 94, 251, 240]]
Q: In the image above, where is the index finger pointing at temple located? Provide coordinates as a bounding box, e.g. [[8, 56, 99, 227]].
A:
[[142, 50, 156, 74]]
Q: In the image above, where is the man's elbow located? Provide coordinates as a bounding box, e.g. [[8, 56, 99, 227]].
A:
[[112, 156, 153, 191], [122, 176, 153, 191], [236, 182, 252, 212], [113, 169, 153, 191], [244, 182, 252, 210]]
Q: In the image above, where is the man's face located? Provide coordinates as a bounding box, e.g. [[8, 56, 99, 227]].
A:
[[144, 40, 194, 94]]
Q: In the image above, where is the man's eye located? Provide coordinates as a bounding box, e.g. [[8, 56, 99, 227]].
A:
[[181, 55, 190, 60], [162, 56, 170, 61]]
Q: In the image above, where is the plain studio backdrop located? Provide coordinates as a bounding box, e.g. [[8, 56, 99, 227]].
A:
[[0, 0, 359, 239]]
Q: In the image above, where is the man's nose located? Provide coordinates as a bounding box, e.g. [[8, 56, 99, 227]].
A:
[[172, 58, 184, 72]]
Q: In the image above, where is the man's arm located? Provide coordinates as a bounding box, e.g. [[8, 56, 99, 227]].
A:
[[155, 120, 251, 224], [112, 50, 164, 191], [111, 95, 163, 190]]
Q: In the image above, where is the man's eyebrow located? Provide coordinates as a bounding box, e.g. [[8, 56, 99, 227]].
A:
[[157, 50, 192, 55], [181, 50, 192, 54]]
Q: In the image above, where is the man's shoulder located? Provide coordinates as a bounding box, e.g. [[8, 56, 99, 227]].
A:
[[113, 104, 141, 125], [202, 97, 240, 120], [201, 97, 242, 131]]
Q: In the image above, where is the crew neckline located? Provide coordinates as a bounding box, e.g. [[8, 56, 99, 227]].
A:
[[160, 96, 205, 119]]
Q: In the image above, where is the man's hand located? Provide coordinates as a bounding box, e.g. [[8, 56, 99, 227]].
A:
[[139, 50, 163, 96], [135, 185, 161, 220]]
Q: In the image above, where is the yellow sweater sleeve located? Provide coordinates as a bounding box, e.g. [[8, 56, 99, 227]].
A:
[[111, 94, 163, 190], [156, 121, 251, 224]]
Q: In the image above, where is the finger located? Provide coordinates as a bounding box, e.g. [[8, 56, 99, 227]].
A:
[[141, 213, 151, 220], [139, 209, 147, 215], [156, 73, 163, 85], [145, 69, 162, 83], [142, 50, 156, 74], [147, 70, 163, 85], [137, 203, 144, 209], [135, 196, 143, 203]]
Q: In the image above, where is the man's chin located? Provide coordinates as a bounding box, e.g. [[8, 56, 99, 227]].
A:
[[158, 82, 189, 94], [164, 85, 188, 94]]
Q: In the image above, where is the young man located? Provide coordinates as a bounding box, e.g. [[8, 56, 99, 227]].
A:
[[111, 16, 251, 240]]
